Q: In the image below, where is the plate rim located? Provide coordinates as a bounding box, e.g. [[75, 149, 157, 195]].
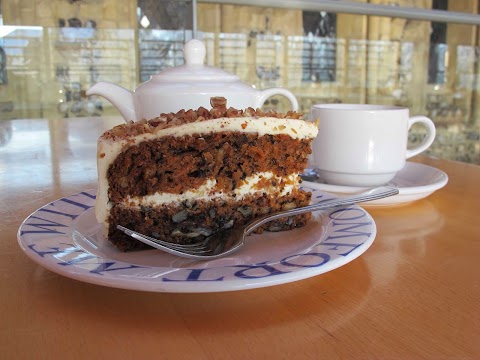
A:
[[17, 188, 377, 293]]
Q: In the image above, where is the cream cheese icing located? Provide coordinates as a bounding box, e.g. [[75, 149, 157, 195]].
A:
[[123, 172, 298, 207]]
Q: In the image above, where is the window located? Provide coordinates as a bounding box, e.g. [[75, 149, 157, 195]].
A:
[[428, 0, 448, 84], [302, 11, 337, 82]]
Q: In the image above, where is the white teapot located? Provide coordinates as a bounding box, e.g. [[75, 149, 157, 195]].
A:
[[86, 39, 298, 122]]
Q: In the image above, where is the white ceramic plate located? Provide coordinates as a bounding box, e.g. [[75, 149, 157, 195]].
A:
[[17, 187, 376, 293], [301, 162, 448, 206]]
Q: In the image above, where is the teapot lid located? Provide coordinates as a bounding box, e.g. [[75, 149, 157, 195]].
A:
[[152, 39, 240, 82]]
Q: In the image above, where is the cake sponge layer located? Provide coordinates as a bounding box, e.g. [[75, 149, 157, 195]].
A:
[[107, 132, 312, 202], [107, 189, 311, 251]]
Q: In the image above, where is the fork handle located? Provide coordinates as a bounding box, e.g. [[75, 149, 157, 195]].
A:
[[244, 186, 398, 235]]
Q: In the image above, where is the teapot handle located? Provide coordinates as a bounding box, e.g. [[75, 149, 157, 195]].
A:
[[256, 88, 299, 111]]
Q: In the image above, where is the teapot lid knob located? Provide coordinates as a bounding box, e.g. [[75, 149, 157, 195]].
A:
[[184, 39, 206, 66], [150, 38, 238, 82]]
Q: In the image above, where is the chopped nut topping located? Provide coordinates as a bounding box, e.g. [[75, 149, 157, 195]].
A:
[[101, 97, 303, 140]]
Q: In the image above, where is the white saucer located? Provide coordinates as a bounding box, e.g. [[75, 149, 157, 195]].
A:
[[301, 162, 448, 206]]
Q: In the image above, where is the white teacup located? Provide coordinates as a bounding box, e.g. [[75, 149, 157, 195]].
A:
[[310, 104, 436, 187]]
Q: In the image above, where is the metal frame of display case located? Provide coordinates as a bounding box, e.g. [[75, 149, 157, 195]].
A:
[[196, 0, 480, 25]]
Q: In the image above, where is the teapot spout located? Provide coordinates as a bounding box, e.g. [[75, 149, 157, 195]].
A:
[[86, 82, 136, 122]]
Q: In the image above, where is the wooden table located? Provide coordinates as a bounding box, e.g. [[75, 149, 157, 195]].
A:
[[1, 117, 479, 359]]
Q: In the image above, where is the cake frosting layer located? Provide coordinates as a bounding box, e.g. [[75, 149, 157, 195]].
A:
[[123, 172, 299, 207]]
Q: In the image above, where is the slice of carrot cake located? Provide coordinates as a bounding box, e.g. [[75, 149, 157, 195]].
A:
[[96, 97, 318, 251]]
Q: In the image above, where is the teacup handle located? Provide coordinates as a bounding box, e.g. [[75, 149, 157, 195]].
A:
[[256, 88, 299, 111], [406, 116, 436, 159]]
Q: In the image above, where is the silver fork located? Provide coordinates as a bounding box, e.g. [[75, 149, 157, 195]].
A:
[[117, 186, 398, 260]]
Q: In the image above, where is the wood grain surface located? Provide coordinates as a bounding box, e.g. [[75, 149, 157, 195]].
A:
[[1, 117, 479, 359]]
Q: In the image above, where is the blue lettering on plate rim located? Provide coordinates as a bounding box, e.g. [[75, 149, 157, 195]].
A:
[[19, 188, 374, 283]]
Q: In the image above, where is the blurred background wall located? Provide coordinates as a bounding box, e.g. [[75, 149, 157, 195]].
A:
[[0, 0, 479, 163]]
